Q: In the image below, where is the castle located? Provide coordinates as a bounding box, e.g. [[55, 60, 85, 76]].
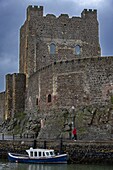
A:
[[0, 6, 113, 133]]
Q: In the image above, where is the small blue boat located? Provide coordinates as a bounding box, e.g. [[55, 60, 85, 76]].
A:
[[8, 147, 68, 164]]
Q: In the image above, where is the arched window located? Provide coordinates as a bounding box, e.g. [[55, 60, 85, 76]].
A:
[[50, 43, 56, 54], [75, 45, 81, 55], [36, 98, 38, 105], [48, 94, 52, 103]]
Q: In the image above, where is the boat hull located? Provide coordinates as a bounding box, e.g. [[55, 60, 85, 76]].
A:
[[8, 153, 68, 164]]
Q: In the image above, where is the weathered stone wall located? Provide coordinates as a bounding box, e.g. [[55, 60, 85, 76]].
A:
[[26, 56, 113, 113], [85, 57, 113, 105], [25, 56, 113, 140], [19, 23, 28, 74], [19, 6, 101, 79], [66, 141, 113, 164], [0, 92, 5, 121], [5, 73, 26, 119], [5, 74, 13, 119], [1, 6, 113, 142], [1, 139, 113, 164], [12, 73, 26, 114], [25, 105, 113, 140]]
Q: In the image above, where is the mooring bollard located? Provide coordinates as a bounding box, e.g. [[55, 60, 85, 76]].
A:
[[33, 139, 37, 149], [44, 140, 46, 149], [59, 138, 63, 154]]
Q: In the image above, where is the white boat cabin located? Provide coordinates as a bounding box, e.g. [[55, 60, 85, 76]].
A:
[[26, 148, 55, 158]]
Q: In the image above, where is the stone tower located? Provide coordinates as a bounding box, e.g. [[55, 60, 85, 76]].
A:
[[19, 6, 104, 112], [5, 73, 26, 119], [19, 6, 101, 85]]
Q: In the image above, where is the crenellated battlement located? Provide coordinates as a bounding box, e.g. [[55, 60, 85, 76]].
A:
[[58, 14, 69, 19], [46, 14, 56, 19], [81, 9, 97, 19], [28, 5, 43, 10], [82, 9, 97, 13], [27, 5, 43, 20], [26, 5, 97, 21]]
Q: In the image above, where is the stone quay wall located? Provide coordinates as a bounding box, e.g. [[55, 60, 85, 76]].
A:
[[1, 139, 113, 164]]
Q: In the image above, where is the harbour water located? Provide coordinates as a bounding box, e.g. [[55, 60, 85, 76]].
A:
[[0, 161, 113, 170]]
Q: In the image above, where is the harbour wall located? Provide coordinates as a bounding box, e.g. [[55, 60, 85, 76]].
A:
[[1, 139, 113, 164]]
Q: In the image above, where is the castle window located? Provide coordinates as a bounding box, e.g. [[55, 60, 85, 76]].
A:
[[50, 43, 56, 54], [75, 45, 81, 55], [36, 98, 39, 105], [48, 94, 52, 103]]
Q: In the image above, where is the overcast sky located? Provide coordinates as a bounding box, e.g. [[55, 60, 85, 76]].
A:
[[0, 0, 113, 92]]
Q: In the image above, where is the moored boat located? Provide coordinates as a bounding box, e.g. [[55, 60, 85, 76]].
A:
[[8, 147, 68, 164]]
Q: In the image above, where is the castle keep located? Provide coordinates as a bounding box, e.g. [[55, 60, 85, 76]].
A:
[[0, 6, 113, 139], [21, 6, 101, 112]]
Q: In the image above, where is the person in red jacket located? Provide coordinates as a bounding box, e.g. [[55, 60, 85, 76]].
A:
[[72, 128, 77, 140]]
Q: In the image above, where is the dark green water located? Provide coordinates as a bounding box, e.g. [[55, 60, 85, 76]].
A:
[[0, 162, 113, 170]]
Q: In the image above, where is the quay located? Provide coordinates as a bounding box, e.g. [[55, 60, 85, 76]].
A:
[[0, 134, 113, 164]]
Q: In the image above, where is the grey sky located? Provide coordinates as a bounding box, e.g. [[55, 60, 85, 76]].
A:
[[0, 0, 113, 92]]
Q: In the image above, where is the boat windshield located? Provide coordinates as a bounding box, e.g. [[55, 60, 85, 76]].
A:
[[46, 152, 49, 156], [45, 151, 55, 157], [50, 151, 54, 156], [30, 151, 33, 157], [26, 148, 55, 158]]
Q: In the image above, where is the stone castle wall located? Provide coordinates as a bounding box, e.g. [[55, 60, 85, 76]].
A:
[[5, 73, 26, 119], [26, 56, 113, 112], [1, 4, 113, 140], [0, 92, 5, 121], [19, 7, 101, 80]]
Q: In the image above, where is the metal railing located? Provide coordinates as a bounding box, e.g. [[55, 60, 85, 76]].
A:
[[0, 133, 36, 140]]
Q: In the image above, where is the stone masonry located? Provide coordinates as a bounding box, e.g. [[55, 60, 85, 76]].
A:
[[0, 6, 113, 140], [0, 92, 5, 121], [5, 73, 26, 119]]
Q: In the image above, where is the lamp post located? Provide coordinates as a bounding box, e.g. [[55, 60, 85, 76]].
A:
[[71, 106, 75, 130], [11, 109, 14, 139], [68, 106, 75, 139]]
